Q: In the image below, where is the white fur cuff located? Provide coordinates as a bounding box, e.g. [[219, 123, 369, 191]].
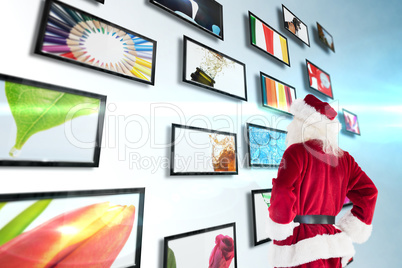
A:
[[268, 232, 355, 268], [266, 215, 300, 241], [336, 210, 372, 244]]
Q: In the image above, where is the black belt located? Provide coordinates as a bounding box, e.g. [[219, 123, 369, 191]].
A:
[[293, 215, 335, 224]]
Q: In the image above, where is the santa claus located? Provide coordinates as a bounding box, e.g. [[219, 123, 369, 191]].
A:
[[267, 94, 378, 267]]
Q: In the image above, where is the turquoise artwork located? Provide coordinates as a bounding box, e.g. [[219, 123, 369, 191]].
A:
[[248, 124, 287, 167]]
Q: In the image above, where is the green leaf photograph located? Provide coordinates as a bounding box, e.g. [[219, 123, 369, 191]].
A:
[[0, 74, 106, 167]]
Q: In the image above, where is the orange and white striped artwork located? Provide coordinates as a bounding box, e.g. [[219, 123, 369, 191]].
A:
[[261, 73, 296, 114]]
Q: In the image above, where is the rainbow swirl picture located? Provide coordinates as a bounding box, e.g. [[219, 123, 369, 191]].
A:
[[35, 0, 156, 85]]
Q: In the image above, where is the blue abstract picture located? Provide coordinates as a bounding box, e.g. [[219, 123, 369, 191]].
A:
[[247, 123, 287, 167]]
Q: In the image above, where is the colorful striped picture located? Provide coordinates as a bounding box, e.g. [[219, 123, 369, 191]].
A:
[[306, 60, 333, 99], [249, 11, 290, 66], [35, 0, 157, 85], [260, 72, 296, 115]]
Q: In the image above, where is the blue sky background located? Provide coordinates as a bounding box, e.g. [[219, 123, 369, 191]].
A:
[[332, 0, 402, 142]]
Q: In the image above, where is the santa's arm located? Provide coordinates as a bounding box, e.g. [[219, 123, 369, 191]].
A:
[[337, 154, 378, 244], [267, 145, 301, 240]]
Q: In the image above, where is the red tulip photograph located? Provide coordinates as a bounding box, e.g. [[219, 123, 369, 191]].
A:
[[164, 223, 237, 268], [0, 189, 144, 268], [208, 234, 234, 268]]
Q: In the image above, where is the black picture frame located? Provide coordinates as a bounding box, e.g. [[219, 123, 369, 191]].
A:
[[306, 59, 333, 99], [248, 11, 290, 67], [183, 35, 247, 101], [0, 188, 145, 268], [35, 0, 157, 85], [149, 0, 224, 40], [342, 109, 361, 136], [170, 123, 238, 176], [346, 257, 354, 266], [282, 5, 310, 46], [163, 223, 237, 268], [260, 71, 296, 116], [247, 123, 287, 168], [343, 196, 353, 208], [251, 189, 272, 245], [317, 22, 335, 52], [0, 73, 106, 167]]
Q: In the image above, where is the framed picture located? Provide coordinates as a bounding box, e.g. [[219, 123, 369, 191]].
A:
[[343, 196, 353, 207], [306, 59, 333, 99], [149, 0, 224, 40], [163, 223, 237, 268], [282, 5, 310, 46], [0, 73, 106, 167], [170, 123, 238, 176], [247, 123, 287, 167], [35, 0, 157, 85], [183, 36, 247, 101], [248, 11, 290, 66], [260, 72, 296, 115], [251, 189, 272, 245], [0, 188, 145, 267], [317, 22, 335, 52], [343, 109, 361, 135]]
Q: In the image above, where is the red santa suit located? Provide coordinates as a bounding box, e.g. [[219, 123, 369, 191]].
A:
[[266, 95, 378, 268]]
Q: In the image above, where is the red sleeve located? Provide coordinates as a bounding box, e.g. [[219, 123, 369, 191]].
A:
[[268, 144, 302, 224], [337, 152, 378, 244], [346, 153, 378, 225]]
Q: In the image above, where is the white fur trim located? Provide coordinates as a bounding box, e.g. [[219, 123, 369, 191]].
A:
[[268, 232, 355, 268], [266, 215, 300, 241], [290, 98, 333, 125], [336, 210, 373, 244], [290, 98, 341, 133]]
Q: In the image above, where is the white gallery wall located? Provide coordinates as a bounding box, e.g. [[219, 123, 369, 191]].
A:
[[1, 0, 402, 267]]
